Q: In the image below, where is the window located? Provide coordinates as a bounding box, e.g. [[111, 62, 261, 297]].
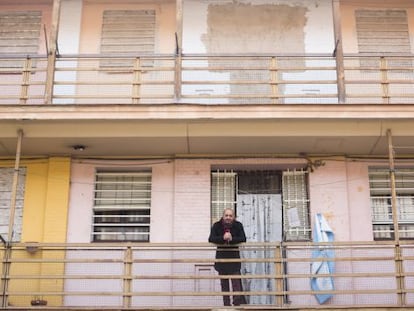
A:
[[100, 10, 155, 68], [369, 168, 414, 240], [92, 171, 151, 242], [355, 9, 411, 68], [211, 169, 310, 241], [282, 170, 311, 241], [0, 167, 26, 242], [0, 11, 42, 68]]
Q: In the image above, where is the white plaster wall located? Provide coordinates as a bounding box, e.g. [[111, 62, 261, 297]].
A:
[[66, 161, 94, 243], [54, 0, 83, 104], [182, 0, 336, 104]]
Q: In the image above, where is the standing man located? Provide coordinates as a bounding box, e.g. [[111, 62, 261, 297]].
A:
[[209, 208, 247, 306]]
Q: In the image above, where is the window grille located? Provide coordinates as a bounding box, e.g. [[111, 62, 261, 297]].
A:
[[0, 167, 26, 242], [282, 169, 310, 241], [100, 10, 155, 68], [92, 171, 151, 242], [211, 170, 237, 224], [369, 168, 414, 240], [211, 169, 310, 241]]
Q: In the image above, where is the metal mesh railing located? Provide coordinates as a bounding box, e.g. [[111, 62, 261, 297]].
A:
[[0, 53, 414, 105], [1, 241, 413, 309]]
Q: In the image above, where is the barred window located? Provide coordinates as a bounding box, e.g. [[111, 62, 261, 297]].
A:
[[369, 168, 414, 240], [92, 171, 151, 242], [282, 169, 310, 241], [211, 169, 310, 241], [211, 171, 237, 224]]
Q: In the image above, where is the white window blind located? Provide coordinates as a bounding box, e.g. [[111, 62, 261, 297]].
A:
[[92, 171, 151, 242], [0, 167, 26, 242], [356, 9, 410, 54], [100, 10, 155, 68], [355, 9, 411, 69], [0, 11, 42, 68], [282, 169, 310, 241], [369, 168, 414, 239]]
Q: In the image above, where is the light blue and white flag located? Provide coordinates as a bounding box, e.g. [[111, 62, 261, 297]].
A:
[[310, 213, 335, 304]]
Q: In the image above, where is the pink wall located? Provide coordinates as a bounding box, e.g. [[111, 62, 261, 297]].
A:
[[67, 156, 380, 243], [308, 159, 374, 241]]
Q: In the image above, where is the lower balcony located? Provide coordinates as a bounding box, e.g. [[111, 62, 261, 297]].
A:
[[1, 241, 414, 310]]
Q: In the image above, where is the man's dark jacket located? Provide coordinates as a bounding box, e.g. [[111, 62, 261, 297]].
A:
[[208, 219, 246, 274]]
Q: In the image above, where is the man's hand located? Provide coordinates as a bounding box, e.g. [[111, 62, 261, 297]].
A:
[[223, 232, 232, 242]]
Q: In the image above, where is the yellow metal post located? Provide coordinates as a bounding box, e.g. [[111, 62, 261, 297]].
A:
[[381, 57, 390, 104], [332, 0, 345, 104], [275, 243, 284, 306], [387, 129, 405, 306], [123, 246, 133, 308], [20, 57, 32, 105], [132, 58, 142, 104], [270, 57, 280, 104], [44, 0, 61, 104]]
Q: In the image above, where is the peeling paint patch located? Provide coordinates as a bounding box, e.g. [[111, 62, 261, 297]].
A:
[[202, 3, 307, 53]]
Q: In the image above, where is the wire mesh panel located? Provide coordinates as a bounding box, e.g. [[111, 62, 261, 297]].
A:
[[0, 242, 411, 309], [181, 55, 338, 105], [53, 56, 175, 104]]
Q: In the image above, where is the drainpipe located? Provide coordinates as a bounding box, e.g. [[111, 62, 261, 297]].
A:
[[332, 0, 346, 104], [387, 129, 405, 306], [7, 129, 23, 242], [2, 129, 23, 308], [174, 0, 183, 102]]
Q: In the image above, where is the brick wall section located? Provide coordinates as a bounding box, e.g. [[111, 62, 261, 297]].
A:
[[173, 159, 211, 242]]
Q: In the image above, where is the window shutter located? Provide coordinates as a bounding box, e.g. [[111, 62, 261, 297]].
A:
[[100, 10, 156, 68], [0, 11, 42, 68], [92, 171, 151, 242], [355, 9, 411, 69], [211, 171, 237, 224], [356, 10, 410, 54], [0, 168, 26, 242], [282, 169, 310, 241]]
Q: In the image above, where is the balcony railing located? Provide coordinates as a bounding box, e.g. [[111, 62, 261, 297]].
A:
[[0, 54, 413, 105], [1, 241, 414, 309]]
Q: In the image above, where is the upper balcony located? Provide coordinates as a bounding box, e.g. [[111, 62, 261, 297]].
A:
[[1, 53, 414, 106], [1, 0, 414, 159], [1, 0, 414, 107]]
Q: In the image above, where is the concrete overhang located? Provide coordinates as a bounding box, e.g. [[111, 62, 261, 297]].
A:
[[0, 104, 413, 158]]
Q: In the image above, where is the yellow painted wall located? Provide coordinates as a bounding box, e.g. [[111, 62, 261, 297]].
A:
[[1, 157, 71, 307]]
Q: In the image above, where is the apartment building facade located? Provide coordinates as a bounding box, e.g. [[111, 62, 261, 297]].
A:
[[1, 0, 414, 309]]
